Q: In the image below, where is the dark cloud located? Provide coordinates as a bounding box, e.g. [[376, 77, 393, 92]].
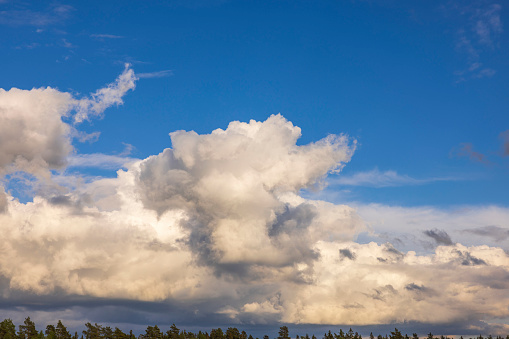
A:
[[269, 204, 317, 237], [367, 285, 397, 302], [405, 283, 436, 300], [463, 225, 509, 242], [339, 248, 356, 260], [49, 195, 73, 206], [455, 250, 487, 266], [0, 187, 7, 213], [382, 243, 404, 259], [454, 143, 491, 164], [423, 229, 453, 246]]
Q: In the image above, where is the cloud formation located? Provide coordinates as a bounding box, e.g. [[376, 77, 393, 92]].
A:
[[0, 65, 136, 183], [0, 71, 509, 334]]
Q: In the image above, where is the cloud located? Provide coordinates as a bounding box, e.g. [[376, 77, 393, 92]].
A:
[[339, 248, 356, 260], [473, 4, 503, 46], [463, 225, 509, 242], [423, 229, 453, 246], [1, 78, 509, 333], [0, 4, 73, 27], [137, 70, 174, 79], [90, 34, 124, 39], [61, 38, 76, 49], [447, 2, 503, 80], [332, 168, 455, 188], [67, 154, 137, 170], [452, 142, 491, 164], [0, 86, 74, 178], [0, 65, 136, 182], [74, 64, 137, 123], [135, 115, 359, 275], [355, 203, 509, 253]]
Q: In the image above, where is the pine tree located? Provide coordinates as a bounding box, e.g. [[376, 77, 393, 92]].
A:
[[278, 328, 289, 339], [56, 320, 71, 339], [210, 329, 224, 339], [225, 328, 240, 339], [168, 325, 180, 339], [0, 319, 16, 339], [18, 317, 38, 339]]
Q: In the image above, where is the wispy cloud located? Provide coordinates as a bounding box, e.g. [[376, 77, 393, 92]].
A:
[[137, 70, 174, 79], [61, 38, 76, 49], [90, 34, 124, 39], [448, 2, 503, 80], [332, 168, 456, 188], [452, 131, 509, 165], [452, 142, 492, 164], [462, 225, 509, 242], [74, 64, 137, 123], [14, 42, 40, 50], [473, 4, 503, 46], [0, 4, 74, 27], [67, 154, 137, 170], [423, 228, 454, 246]]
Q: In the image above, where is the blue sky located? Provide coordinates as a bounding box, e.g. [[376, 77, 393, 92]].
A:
[[3, 0, 509, 206], [0, 0, 509, 337]]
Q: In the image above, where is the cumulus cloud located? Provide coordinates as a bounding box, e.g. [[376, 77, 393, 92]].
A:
[[135, 115, 359, 275], [0, 65, 136, 182], [1, 78, 509, 333], [0, 86, 74, 178]]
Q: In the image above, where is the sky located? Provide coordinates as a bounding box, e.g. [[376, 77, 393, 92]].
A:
[[0, 0, 508, 337]]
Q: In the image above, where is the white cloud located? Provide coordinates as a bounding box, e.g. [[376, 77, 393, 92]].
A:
[[355, 203, 509, 253], [67, 154, 137, 170], [0, 86, 74, 178], [0, 82, 508, 332], [90, 34, 124, 39], [137, 70, 174, 79], [0, 65, 136, 183], [74, 64, 137, 123], [332, 168, 456, 188]]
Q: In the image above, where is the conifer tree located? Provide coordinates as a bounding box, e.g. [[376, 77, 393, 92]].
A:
[[18, 317, 38, 339]]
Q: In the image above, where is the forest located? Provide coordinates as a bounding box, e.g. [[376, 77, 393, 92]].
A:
[[0, 318, 508, 339]]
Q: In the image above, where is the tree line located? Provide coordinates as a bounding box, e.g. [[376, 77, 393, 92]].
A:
[[0, 318, 508, 339]]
